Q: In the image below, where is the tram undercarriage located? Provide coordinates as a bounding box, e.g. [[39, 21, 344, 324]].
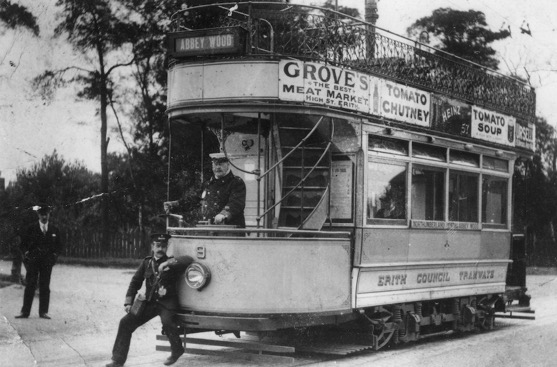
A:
[[174, 289, 533, 352]]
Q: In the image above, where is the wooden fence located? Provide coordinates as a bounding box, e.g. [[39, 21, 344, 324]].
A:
[[62, 228, 152, 259]]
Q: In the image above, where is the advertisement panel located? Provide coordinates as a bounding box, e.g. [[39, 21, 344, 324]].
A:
[[515, 120, 535, 151], [379, 80, 431, 127], [431, 94, 472, 137], [471, 106, 515, 147], [279, 60, 370, 113]]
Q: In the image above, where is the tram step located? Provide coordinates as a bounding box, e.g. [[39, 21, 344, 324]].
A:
[[281, 133, 325, 146], [242, 333, 375, 356], [283, 186, 328, 190], [283, 165, 329, 169], [283, 145, 326, 150], [279, 126, 313, 131], [156, 334, 295, 363]]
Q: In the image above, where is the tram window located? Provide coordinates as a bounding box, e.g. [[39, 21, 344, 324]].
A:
[[367, 161, 407, 222], [412, 167, 445, 221], [412, 143, 446, 162], [482, 176, 507, 225], [369, 136, 408, 156], [449, 150, 480, 167], [449, 171, 479, 222], [483, 156, 508, 172]]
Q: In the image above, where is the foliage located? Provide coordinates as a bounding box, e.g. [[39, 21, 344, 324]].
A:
[[534, 116, 557, 171], [32, 0, 140, 248], [513, 116, 557, 261], [0, 151, 101, 239], [321, 0, 360, 18], [406, 8, 510, 70], [0, 1, 39, 36]]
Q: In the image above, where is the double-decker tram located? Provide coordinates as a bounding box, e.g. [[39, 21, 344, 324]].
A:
[[164, 2, 536, 350]]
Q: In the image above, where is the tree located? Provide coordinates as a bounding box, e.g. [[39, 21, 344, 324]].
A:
[[321, 0, 360, 18], [0, 1, 40, 254], [513, 116, 557, 265], [1, 1, 39, 78], [0, 1, 39, 35], [0, 151, 101, 241], [33, 0, 137, 250], [534, 116, 557, 171], [406, 8, 510, 70]]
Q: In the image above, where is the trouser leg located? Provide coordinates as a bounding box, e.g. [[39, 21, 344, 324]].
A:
[[11, 253, 22, 282], [38, 261, 53, 315], [159, 305, 184, 355], [21, 262, 39, 315], [111, 303, 157, 364]]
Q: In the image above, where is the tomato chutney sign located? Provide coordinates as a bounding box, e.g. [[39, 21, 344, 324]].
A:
[[380, 80, 431, 127], [279, 60, 370, 114], [471, 106, 515, 147]]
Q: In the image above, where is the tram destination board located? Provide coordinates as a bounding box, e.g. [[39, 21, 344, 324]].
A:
[[168, 27, 246, 57]]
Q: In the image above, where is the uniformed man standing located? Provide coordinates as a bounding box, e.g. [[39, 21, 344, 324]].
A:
[[106, 234, 193, 367], [164, 152, 246, 227], [15, 204, 62, 319]]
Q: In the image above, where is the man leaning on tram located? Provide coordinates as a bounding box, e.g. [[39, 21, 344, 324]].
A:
[[164, 152, 246, 228], [106, 233, 193, 367]]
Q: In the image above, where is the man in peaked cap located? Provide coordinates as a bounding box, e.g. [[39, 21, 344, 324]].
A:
[[106, 233, 193, 367], [15, 204, 62, 320], [164, 152, 246, 227]]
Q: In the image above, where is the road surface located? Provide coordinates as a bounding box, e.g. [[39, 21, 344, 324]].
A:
[[0, 260, 555, 367]]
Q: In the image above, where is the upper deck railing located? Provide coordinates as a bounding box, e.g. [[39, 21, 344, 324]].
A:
[[169, 2, 536, 122]]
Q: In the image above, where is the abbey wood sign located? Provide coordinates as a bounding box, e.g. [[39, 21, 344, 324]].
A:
[[168, 27, 245, 57]]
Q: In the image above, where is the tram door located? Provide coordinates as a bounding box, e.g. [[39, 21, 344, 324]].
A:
[[507, 233, 527, 287], [222, 117, 267, 228]]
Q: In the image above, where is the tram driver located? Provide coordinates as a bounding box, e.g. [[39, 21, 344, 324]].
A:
[[164, 152, 246, 228]]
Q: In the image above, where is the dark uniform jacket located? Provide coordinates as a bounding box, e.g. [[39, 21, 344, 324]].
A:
[[200, 171, 246, 227], [20, 222, 62, 264], [125, 255, 193, 308]]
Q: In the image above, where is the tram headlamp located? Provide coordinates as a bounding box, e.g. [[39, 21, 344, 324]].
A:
[[185, 262, 211, 291]]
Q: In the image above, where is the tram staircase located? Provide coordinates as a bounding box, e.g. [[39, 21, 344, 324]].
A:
[[272, 116, 333, 230]]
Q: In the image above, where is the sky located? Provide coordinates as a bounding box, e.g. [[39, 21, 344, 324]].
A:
[[1, 0, 556, 185]]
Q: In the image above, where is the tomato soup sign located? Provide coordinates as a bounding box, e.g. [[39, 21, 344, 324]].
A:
[[471, 106, 515, 147]]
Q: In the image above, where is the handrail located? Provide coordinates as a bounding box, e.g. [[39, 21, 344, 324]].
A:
[[169, 2, 536, 122], [258, 116, 325, 180], [259, 139, 332, 222], [171, 1, 530, 88], [168, 225, 351, 238], [255, 116, 329, 222]]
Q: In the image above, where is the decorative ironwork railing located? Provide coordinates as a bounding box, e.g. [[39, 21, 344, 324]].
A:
[[170, 2, 536, 122]]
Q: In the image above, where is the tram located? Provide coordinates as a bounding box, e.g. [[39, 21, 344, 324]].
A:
[[164, 2, 535, 349]]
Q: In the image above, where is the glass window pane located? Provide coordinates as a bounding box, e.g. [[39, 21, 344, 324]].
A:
[[369, 136, 408, 156], [367, 161, 407, 220], [450, 150, 480, 167], [449, 171, 478, 222], [412, 167, 445, 220], [483, 156, 508, 172], [482, 176, 507, 224], [412, 143, 446, 162]]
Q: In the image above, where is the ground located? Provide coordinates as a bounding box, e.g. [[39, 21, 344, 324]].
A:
[[1, 259, 556, 367]]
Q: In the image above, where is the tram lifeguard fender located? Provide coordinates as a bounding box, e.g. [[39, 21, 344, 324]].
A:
[[168, 235, 352, 314]]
